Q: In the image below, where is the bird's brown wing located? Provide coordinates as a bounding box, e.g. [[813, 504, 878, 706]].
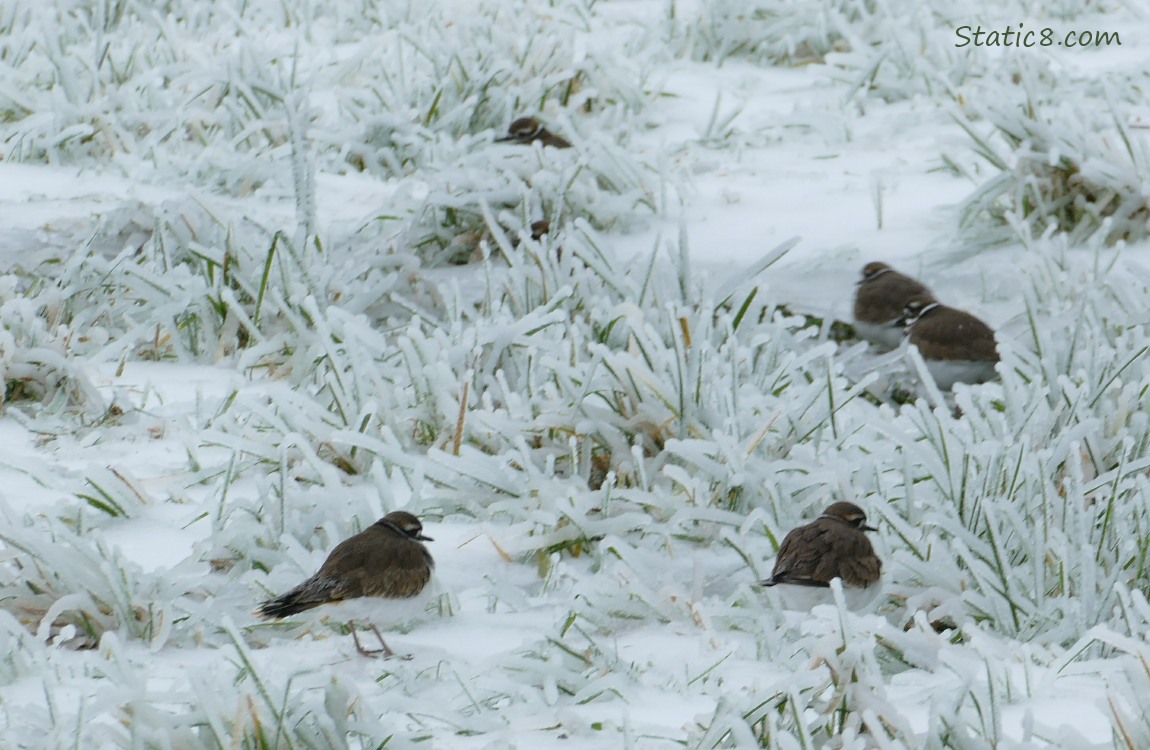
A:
[[766, 522, 837, 586], [914, 313, 999, 361], [766, 520, 880, 588], [317, 526, 432, 600], [855, 275, 932, 322], [539, 131, 573, 149], [836, 533, 882, 587]]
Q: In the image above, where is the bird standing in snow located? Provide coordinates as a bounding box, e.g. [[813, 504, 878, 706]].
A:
[[257, 511, 434, 658]]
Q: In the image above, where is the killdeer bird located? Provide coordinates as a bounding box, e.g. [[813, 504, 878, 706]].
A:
[[897, 295, 999, 389], [759, 502, 882, 611], [496, 117, 572, 149], [853, 261, 935, 350], [257, 511, 434, 658]]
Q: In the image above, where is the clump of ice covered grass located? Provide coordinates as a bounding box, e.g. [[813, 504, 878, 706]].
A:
[[0, 619, 402, 748], [662, 0, 990, 103], [955, 73, 1150, 248], [0, 513, 177, 648], [664, 0, 876, 66], [0, 273, 102, 413]]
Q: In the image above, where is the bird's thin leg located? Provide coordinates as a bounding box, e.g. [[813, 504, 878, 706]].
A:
[[345, 621, 386, 657], [368, 625, 395, 659], [349, 621, 392, 658]]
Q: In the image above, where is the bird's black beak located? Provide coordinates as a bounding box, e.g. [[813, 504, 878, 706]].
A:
[[862, 523, 878, 532], [418, 533, 434, 542], [495, 134, 516, 143]]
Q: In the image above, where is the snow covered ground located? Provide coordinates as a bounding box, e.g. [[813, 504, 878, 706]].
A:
[[2, 0, 1150, 746]]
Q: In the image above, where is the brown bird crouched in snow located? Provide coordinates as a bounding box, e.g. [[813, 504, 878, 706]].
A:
[[759, 502, 882, 611], [896, 295, 1000, 390], [853, 261, 936, 350], [257, 511, 434, 658]]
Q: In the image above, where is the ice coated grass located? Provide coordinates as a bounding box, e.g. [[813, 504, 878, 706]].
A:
[[956, 89, 1150, 248], [0, 0, 1148, 747]]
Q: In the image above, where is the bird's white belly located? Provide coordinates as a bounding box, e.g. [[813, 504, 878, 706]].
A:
[[770, 580, 882, 612], [853, 320, 904, 350], [322, 584, 436, 630], [921, 358, 997, 389]]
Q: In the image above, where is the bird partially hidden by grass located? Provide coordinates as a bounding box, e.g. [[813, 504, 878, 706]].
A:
[[256, 511, 434, 658], [496, 116, 573, 149]]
